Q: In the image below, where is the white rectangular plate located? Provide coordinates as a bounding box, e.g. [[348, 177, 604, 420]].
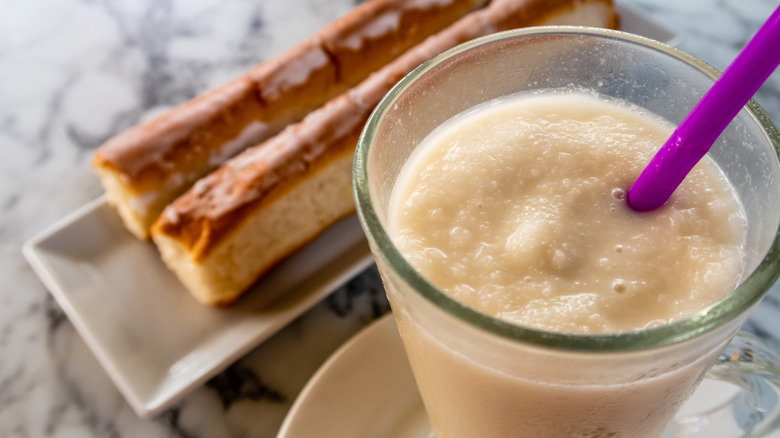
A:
[[21, 3, 677, 420], [23, 196, 373, 418]]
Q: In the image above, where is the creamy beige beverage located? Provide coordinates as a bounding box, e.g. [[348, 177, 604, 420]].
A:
[[390, 92, 746, 334], [387, 92, 747, 437]]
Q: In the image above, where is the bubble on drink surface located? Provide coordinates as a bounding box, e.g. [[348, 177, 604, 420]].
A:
[[612, 279, 627, 293], [552, 249, 569, 270], [450, 226, 471, 247], [611, 187, 626, 200], [615, 244, 623, 253]]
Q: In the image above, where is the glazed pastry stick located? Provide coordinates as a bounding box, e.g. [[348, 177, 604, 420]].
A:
[[92, 0, 492, 239]]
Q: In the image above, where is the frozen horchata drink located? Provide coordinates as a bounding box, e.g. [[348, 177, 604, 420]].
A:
[[390, 91, 745, 335], [354, 28, 780, 437]]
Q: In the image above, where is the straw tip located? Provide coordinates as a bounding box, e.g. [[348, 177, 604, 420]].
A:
[[626, 186, 667, 212]]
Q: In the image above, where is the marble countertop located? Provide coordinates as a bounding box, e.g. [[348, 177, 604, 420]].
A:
[[3, 0, 780, 436]]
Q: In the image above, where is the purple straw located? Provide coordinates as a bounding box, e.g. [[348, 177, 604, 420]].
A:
[[627, 5, 780, 212]]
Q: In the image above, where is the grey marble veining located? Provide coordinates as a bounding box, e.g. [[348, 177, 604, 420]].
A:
[[633, 0, 780, 119], [2, 0, 780, 437]]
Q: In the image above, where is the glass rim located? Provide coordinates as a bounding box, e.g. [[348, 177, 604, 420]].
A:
[[353, 26, 780, 352]]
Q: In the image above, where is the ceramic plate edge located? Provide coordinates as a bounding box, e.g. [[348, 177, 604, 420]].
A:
[[22, 197, 375, 418]]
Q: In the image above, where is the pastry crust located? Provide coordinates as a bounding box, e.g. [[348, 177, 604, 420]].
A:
[[92, 0, 492, 239], [151, 0, 620, 306]]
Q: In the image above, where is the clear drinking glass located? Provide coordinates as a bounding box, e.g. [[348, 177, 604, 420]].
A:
[[354, 28, 780, 437]]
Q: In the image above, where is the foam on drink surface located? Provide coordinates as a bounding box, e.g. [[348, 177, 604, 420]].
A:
[[389, 92, 746, 334]]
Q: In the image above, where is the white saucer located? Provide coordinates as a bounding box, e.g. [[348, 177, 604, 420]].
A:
[[23, 197, 373, 418], [278, 314, 780, 438], [277, 314, 431, 438]]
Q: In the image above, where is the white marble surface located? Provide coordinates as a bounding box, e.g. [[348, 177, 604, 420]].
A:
[[2, 0, 780, 437]]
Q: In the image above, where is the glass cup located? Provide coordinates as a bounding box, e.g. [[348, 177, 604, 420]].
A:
[[354, 28, 780, 437]]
